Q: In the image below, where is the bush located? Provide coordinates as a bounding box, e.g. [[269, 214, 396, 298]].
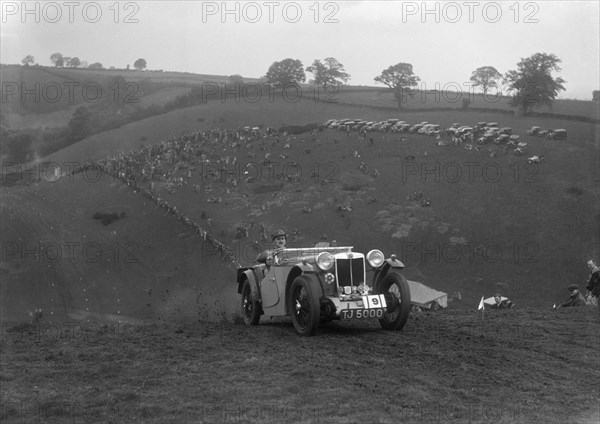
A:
[[565, 186, 584, 196]]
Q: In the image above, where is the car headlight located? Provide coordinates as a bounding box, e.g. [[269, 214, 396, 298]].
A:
[[366, 250, 385, 268], [316, 252, 335, 271]]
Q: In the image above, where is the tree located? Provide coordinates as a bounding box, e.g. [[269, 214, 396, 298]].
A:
[[265, 58, 305, 87], [6, 133, 34, 163], [68, 57, 81, 68], [134, 58, 147, 70], [307, 57, 350, 89], [470, 66, 502, 95], [68, 106, 92, 141], [21, 55, 35, 66], [50, 52, 64, 67], [374, 63, 420, 109], [88, 62, 104, 70], [504, 53, 566, 114], [593, 90, 599, 103], [228, 74, 244, 84]]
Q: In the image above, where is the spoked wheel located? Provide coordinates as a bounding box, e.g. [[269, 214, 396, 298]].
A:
[[376, 272, 411, 330], [288, 276, 320, 336], [241, 279, 260, 326]]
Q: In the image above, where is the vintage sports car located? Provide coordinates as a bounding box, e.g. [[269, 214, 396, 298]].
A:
[[236, 244, 411, 336]]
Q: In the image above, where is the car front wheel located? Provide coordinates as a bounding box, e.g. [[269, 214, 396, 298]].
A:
[[288, 276, 321, 336], [376, 272, 411, 331], [241, 279, 260, 326]]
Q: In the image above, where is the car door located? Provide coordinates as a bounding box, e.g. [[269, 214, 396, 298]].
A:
[[260, 265, 290, 315], [260, 266, 279, 308]]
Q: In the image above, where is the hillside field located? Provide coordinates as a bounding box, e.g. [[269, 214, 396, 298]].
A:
[[1, 308, 598, 424], [1, 66, 599, 424]]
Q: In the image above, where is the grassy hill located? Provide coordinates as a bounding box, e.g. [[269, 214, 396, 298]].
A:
[[0, 64, 249, 134], [3, 65, 598, 130], [133, 108, 598, 308], [0, 174, 239, 324], [0, 65, 205, 128], [2, 308, 598, 424], [333, 86, 600, 120], [1, 66, 599, 321], [1, 69, 599, 424]]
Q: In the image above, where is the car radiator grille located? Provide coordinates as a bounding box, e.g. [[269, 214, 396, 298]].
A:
[[335, 258, 365, 286]]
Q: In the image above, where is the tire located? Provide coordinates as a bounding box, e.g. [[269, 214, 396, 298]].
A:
[[241, 279, 260, 326], [376, 272, 411, 331], [288, 275, 321, 336]]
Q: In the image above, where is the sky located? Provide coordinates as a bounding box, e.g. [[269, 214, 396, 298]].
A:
[[1, 0, 599, 99]]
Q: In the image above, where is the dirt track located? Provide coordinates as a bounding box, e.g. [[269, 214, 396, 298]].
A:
[[2, 307, 598, 424]]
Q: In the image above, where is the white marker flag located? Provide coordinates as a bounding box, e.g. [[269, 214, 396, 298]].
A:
[[478, 296, 485, 311]]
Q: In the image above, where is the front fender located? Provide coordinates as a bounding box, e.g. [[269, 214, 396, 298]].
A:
[[237, 267, 262, 302], [284, 267, 323, 315], [372, 257, 405, 290]]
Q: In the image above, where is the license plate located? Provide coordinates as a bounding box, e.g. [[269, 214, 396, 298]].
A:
[[341, 308, 385, 320]]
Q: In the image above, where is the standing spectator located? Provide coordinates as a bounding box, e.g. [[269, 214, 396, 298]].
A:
[[585, 259, 600, 306]]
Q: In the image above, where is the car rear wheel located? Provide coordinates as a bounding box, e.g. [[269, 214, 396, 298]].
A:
[[288, 276, 320, 336], [241, 279, 260, 326], [376, 272, 411, 330]]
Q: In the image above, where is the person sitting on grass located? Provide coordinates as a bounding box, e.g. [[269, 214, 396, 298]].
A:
[[489, 293, 514, 309], [559, 284, 587, 308]]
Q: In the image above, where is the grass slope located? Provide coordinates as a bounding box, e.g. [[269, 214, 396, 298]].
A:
[[0, 175, 239, 324], [6, 97, 599, 313], [334, 86, 600, 120], [1, 308, 598, 424]]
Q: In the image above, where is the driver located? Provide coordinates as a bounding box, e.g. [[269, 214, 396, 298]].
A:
[[256, 229, 287, 264]]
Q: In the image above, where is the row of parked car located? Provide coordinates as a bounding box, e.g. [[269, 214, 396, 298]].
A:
[[526, 126, 568, 140], [324, 118, 567, 140], [324, 118, 536, 156], [324, 118, 412, 133], [324, 118, 519, 144], [451, 122, 529, 151]]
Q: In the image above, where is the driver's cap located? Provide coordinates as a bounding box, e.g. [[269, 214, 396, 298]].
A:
[[272, 229, 287, 240]]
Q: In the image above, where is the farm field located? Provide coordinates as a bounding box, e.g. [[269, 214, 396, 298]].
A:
[[332, 86, 600, 120]]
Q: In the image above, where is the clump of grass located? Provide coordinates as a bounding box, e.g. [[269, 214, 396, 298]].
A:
[[565, 186, 584, 196]]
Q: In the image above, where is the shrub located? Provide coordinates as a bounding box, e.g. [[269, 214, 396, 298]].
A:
[[565, 186, 584, 196]]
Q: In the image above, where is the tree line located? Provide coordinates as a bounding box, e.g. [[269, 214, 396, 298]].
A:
[[21, 53, 147, 71], [20, 51, 582, 113], [263, 53, 570, 115]]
